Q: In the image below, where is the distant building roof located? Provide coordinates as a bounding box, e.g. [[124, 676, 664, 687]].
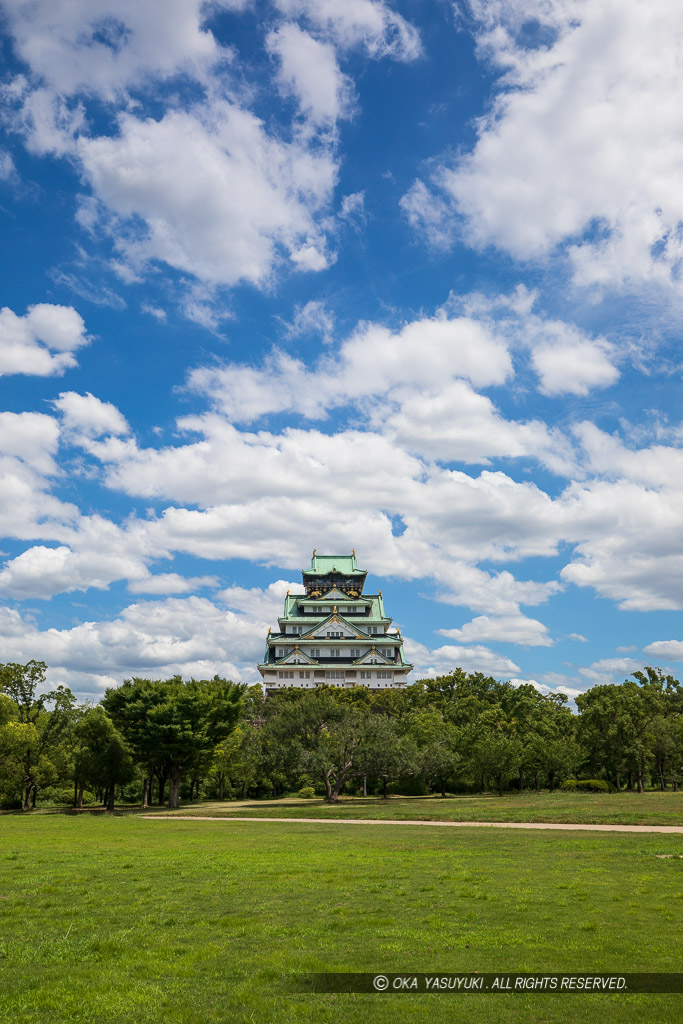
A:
[[302, 552, 367, 577]]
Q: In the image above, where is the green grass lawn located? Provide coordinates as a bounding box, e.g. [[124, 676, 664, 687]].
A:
[[139, 790, 683, 826], [0, 815, 681, 1023]]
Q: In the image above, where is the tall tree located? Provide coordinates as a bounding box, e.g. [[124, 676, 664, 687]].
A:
[[0, 661, 75, 809], [103, 675, 244, 808], [74, 707, 135, 810]]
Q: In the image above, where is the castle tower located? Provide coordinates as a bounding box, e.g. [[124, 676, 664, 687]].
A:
[[258, 551, 413, 694]]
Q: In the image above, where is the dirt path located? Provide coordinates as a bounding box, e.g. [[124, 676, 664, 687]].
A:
[[141, 815, 683, 834]]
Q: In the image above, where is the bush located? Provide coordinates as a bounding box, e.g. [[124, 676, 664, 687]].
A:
[[578, 779, 616, 793], [297, 786, 317, 799], [562, 779, 615, 793]]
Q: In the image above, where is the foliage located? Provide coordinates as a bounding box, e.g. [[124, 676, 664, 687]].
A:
[[1, 661, 682, 809], [0, 661, 75, 809], [103, 675, 244, 807]]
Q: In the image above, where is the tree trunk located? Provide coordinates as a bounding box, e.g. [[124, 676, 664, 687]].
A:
[[74, 781, 78, 807], [32, 787, 36, 808], [627, 770, 634, 790], [480, 772, 485, 793], [240, 781, 246, 799], [218, 775, 224, 801], [636, 770, 644, 794], [496, 774, 503, 797], [440, 776, 446, 799], [157, 772, 166, 805], [77, 785, 84, 809], [657, 759, 666, 791], [615, 770, 621, 792], [107, 787, 115, 812], [382, 777, 388, 800], [548, 770, 555, 792], [23, 784, 33, 811], [168, 775, 180, 809], [534, 772, 539, 792], [142, 777, 149, 809], [323, 770, 333, 803], [363, 776, 367, 798]]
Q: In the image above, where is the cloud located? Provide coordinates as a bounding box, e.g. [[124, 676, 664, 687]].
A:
[[53, 391, 130, 439], [3, 3, 340, 295], [188, 311, 513, 421], [77, 101, 337, 287], [0, 148, 16, 180], [0, 412, 59, 474], [273, 0, 422, 61], [283, 299, 336, 343], [267, 23, 355, 126], [2, 0, 235, 102], [405, 0, 683, 293], [643, 640, 683, 662], [528, 324, 619, 396], [127, 573, 219, 595], [578, 656, 643, 684], [0, 594, 268, 698], [219, 579, 305, 620], [439, 612, 553, 647], [400, 178, 457, 249], [0, 303, 89, 376], [405, 636, 521, 678], [381, 377, 574, 471], [0, 514, 157, 598]]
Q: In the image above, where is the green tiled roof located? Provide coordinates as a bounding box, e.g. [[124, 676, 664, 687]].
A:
[[303, 553, 366, 577]]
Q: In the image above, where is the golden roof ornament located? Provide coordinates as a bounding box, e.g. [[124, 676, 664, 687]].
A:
[[312, 548, 316, 556]]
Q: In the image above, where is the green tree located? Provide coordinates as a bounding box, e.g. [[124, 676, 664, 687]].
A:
[[74, 707, 136, 810], [403, 709, 461, 797], [265, 691, 372, 803], [103, 676, 244, 808], [359, 713, 416, 799], [0, 661, 75, 809], [577, 669, 680, 792]]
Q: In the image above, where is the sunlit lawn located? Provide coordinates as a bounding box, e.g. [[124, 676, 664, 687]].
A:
[[141, 790, 683, 826], [0, 815, 681, 1023]]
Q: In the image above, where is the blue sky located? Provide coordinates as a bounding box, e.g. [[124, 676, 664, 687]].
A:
[[2, 0, 683, 701]]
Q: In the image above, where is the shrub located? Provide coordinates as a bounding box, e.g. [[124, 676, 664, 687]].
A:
[[562, 779, 615, 793], [577, 779, 615, 793], [298, 786, 317, 799]]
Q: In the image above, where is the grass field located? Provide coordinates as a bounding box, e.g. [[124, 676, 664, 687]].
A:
[[139, 790, 683, 826], [1, 814, 682, 1024]]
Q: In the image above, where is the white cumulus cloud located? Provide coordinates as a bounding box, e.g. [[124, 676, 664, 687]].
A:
[[0, 304, 89, 376]]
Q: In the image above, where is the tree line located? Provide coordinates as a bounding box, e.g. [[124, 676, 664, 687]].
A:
[[0, 661, 681, 809]]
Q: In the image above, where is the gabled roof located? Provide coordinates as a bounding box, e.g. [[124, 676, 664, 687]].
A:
[[277, 648, 317, 665], [311, 588, 349, 601], [355, 647, 394, 665], [299, 610, 371, 641]]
